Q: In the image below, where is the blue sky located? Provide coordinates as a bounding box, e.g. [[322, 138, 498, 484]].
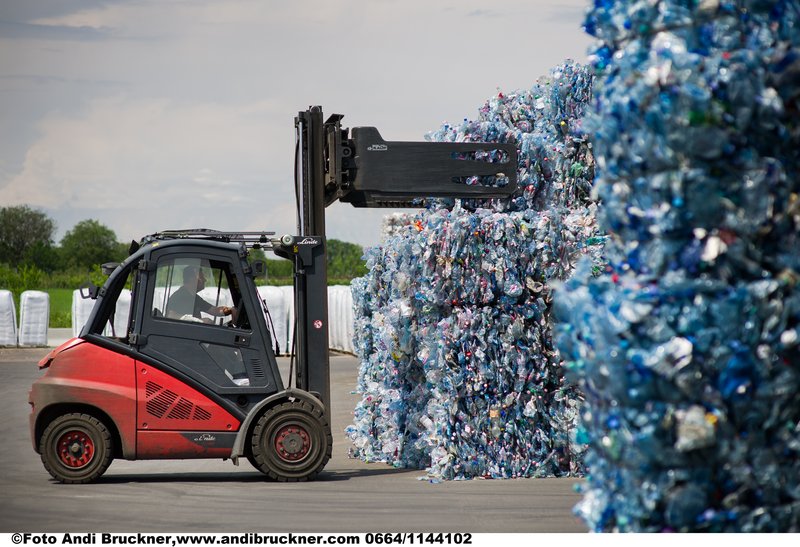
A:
[[0, 0, 593, 247]]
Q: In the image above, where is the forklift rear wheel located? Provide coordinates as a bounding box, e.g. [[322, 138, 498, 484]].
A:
[[250, 400, 332, 482], [39, 413, 114, 484]]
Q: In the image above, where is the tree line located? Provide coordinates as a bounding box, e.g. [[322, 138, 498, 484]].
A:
[[0, 204, 369, 291], [0, 205, 125, 274]]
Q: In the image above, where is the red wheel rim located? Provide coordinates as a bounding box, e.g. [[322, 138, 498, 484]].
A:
[[274, 424, 311, 463], [56, 430, 95, 469]]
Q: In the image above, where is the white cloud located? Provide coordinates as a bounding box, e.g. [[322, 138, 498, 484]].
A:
[[0, 95, 290, 236]]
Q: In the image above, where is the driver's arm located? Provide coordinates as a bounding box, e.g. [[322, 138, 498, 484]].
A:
[[208, 305, 233, 317]]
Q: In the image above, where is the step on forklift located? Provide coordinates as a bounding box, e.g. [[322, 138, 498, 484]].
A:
[[29, 106, 517, 483]]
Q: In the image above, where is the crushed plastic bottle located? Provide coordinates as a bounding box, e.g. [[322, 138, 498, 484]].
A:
[[555, 0, 800, 532]]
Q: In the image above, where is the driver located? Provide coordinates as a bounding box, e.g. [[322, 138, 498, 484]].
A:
[[165, 266, 234, 324]]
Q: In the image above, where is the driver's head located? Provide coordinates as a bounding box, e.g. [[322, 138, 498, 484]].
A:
[[182, 266, 206, 292]]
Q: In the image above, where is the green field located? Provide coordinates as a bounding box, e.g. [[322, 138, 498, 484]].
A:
[[47, 288, 73, 328]]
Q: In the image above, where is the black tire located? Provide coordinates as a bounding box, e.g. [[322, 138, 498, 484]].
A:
[[250, 400, 332, 482], [39, 413, 114, 484], [245, 451, 260, 471]]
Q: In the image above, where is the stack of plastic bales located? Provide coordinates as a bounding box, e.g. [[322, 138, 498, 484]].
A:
[[555, 0, 800, 531], [348, 61, 605, 479]]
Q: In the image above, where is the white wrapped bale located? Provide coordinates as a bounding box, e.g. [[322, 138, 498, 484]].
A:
[[328, 285, 354, 354], [280, 285, 295, 354], [19, 290, 49, 347], [72, 289, 95, 336], [109, 289, 132, 337], [257, 286, 288, 355], [0, 290, 17, 346], [73, 288, 134, 338]]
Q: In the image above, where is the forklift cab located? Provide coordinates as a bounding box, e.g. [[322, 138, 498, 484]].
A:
[[82, 238, 284, 413]]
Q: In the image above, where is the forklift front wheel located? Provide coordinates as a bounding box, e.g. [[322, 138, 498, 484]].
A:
[[250, 400, 332, 482], [39, 413, 114, 484]]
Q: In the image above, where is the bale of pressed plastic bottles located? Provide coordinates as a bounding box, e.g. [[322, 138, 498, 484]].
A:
[[348, 61, 605, 480], [555, 0, 800, 531]]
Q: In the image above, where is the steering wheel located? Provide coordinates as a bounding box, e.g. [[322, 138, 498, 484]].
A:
[[229, 300, 244, 328]]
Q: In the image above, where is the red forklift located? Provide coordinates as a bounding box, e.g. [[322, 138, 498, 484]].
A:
[[28, 107, 517, 483]]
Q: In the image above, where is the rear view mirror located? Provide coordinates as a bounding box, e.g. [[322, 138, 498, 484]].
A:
[[251, 260, 267, 278], [101, 262, 119, 276], [79, 281, 100, 300]]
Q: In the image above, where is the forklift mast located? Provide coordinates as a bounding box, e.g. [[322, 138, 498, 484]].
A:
[[290, 106, 517, 414]]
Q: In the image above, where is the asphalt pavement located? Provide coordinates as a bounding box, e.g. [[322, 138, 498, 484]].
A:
[[0, 345, 584, 533]]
